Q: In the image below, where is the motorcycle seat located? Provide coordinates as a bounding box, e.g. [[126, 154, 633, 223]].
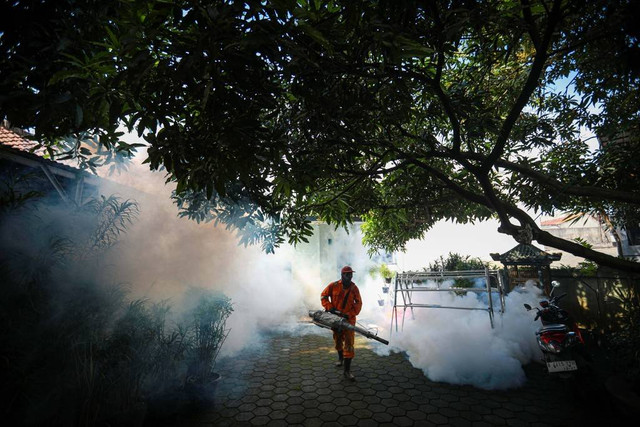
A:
[[538, 324, 569, 334]]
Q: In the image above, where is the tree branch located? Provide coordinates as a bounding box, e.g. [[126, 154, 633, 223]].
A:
[[484, 0, 562, 171], [493, 158, 640, 205], [402, 156, 491, 208], [534, 228, 640, 273], [432, 52, 462, 153], [471, 167, 640, 273], [520, 0, 541, 50], [459, 151, 640, 205], [498, 205, 640, 273]]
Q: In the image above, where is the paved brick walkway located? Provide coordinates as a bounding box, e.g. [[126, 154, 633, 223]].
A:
[[164, 330, 627, 426]]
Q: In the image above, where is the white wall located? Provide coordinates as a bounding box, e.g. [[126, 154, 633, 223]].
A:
[[395, 219, 519, 272]]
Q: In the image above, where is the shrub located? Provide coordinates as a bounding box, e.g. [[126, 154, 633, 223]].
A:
[[183, 289, 233, 384], [0, 180, 233, 424], [428, 252, 486, 289]]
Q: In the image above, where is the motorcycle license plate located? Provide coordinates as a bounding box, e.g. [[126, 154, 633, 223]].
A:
[[547, 360, 577, 373]]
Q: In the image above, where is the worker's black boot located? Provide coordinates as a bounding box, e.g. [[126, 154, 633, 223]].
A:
[[343, 358, 355, 381], [335, 350, 343, 367]]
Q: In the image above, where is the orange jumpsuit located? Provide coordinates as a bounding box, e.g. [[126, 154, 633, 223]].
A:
[[320, 280, 362, 359]]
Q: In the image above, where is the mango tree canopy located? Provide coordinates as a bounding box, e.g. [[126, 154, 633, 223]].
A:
[[1, 0, 639, 272]]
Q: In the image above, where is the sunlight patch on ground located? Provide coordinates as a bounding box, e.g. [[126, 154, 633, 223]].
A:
[[294, 345, 336, 356]]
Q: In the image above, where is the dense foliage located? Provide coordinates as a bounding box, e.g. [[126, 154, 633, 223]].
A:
[[428, 252, 486, 288], [0, 182, 232, 425], [1, 0, 639, 271], [428, 252, 486, 272]]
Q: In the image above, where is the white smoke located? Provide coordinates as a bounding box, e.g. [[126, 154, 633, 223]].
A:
[[311, 231, 548, 391], [359, 280, 544, 389], [94, 144, 547, 390], [96, 150, 312, 357]]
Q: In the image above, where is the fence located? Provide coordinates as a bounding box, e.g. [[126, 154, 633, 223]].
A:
[[548, 268, 639, 332]]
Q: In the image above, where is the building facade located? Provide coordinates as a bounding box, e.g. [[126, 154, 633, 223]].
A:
[[540, 213, 640, 266]]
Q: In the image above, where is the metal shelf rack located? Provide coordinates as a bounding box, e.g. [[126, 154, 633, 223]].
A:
[[390, 267, 506, 333]]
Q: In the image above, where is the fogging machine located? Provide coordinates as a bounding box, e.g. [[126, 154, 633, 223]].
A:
[[309, 310, 389, 345]]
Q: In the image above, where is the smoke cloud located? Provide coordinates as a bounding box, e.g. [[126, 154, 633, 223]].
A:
[[357, 279, 544, 389], [104, 157, 546, 390], [96, 154, 311, 357], [7, 144, 547, 391]]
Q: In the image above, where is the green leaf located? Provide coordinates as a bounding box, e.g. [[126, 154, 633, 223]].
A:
[[297, 22, 334, 54]]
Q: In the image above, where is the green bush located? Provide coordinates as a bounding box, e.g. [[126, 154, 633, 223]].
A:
[[183, 288, 233, 384], [0, 181, 232, 425], [605, 283, 640, 387], [428, 252, 486, 289], [428, 252, 486, 272]]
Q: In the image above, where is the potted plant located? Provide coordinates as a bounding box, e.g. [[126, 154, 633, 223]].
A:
[[380, 264, 394, 293], [379, 264, 393, 283], [183, 290, 233, 408]]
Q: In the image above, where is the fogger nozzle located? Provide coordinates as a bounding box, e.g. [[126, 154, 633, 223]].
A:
[[308, 310, 389, 345]]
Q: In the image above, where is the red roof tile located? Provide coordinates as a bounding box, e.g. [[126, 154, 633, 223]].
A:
[[540, 216, 568, 226], [0, 126, 46, 155], [0, 125, 89, 178], [540, 213, 583, 227]]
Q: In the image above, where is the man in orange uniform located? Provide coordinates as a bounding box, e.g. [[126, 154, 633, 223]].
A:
[[320, 265, 362, 381]]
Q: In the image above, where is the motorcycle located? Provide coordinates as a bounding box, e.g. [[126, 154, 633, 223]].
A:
[[524, 282, 586, 377]]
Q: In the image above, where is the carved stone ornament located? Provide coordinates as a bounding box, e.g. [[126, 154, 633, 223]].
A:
[[514, 224, 533, 245]]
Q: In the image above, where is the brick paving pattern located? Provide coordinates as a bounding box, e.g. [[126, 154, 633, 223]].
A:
[[165, 330, 628, 426]]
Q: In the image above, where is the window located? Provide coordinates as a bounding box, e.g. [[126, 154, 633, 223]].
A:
[[626, 224, 640, 246]]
